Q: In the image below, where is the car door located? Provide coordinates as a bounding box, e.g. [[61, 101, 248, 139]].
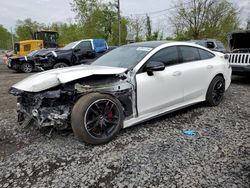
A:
[[136, 46, 184, 116], [178, 46, 217, 102], [74, 41, 93, 63]]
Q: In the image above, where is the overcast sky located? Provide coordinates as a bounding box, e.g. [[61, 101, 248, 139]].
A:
[[0, 0, 250, 36]]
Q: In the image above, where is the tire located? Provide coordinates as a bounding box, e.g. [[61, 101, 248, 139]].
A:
[[206, 76, 225, 106], [71, 93, 124, 145], [21, 62, 33, 73], [53, 62, 68, 69]]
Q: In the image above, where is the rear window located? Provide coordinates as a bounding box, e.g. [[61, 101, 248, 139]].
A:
[[179, 46, 200, 63], [198, 49, 215, 60]]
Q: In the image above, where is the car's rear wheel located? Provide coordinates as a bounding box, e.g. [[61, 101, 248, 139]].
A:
[[71, 93, 124, 144], [206, 76, 225, 106], [21, 62, 33, 73], [53, 62, 68, 69]]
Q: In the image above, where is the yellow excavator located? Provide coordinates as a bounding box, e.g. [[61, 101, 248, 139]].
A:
[[14, 30, 59, 56]]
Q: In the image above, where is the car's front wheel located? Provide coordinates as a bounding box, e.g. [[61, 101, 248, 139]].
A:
[[21, 62, 33, 73], [71, 93, 124, 144], [53, 62, 68, 69], [206, 75, 225, 106]]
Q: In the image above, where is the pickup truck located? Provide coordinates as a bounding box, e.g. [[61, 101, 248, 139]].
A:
[[227, 30, 250, 75], [8, 39, 113, 73], [35, 39, 111, 71]]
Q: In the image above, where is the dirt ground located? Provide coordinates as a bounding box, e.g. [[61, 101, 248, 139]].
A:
[[0, 64, 249, 187]]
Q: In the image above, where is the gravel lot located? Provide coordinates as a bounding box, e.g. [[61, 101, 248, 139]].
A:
[[0, 64, 249, 188]]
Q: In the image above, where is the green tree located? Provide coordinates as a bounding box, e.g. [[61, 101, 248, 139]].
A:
[[0, 25, 12, 49], [15, 18, 44, 40], [49, 22, 84, 45], [71, 0, 128, 45], [110, 18, 128, 45], [71, 0, 99, 23], [151, 31, 160, 40]]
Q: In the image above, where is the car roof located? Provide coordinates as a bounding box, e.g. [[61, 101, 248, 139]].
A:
[[124, 40, 215, 49], [125, 41, 171, 48], [189, 39, 223, 43]]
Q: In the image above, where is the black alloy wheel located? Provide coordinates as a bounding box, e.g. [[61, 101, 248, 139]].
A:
[[53, 62, 68, 69], [71, 93, 123, 144], [21, 63, 33, 73], [206, 76, 225, 106], [212, 80, 224, 104], [84, 99, 120, 139]]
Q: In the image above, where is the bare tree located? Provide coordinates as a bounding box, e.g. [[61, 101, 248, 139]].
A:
[[170, 0, 239, 41], [127, 16, 146, 42]]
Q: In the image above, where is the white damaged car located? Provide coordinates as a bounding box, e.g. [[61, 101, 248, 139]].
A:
[[9, 41, 232, 144]]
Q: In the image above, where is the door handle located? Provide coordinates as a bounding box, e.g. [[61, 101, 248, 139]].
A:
[[173, 71, 182, 76], [207, 65, 214, 69]]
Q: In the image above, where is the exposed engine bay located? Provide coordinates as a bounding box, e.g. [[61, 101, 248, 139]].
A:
[[9, 73, 135, 130]]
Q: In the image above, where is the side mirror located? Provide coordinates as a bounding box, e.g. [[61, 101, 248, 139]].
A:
[[74, 48, 81, 53], [146, 61, 165, 71]]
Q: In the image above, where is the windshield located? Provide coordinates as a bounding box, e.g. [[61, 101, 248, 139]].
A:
[[62, 41, 78, 50], [92, 46, 153, 68], [14, 43, 20, 54]]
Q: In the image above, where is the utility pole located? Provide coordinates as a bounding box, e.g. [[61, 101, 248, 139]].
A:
[[10, 27, 14, 50], [117, 0, 121, 46]]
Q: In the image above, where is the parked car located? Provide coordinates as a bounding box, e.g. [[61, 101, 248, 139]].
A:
[[7, 49, 55, 73], [9, 41, 231, 144], [34, 39, 111, 71], [189, 39, 226, 53], [227, 30, 250, 75]]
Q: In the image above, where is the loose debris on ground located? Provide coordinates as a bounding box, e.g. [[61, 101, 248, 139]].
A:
[[0, 64, 249, 187]]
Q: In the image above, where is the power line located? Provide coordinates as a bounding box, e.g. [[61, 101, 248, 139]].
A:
[[122, 1, 193, 16]]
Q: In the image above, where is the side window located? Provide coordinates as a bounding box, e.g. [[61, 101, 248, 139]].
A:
[[76, 41, 92, 50], [206, 41, 215, 49], [148, 46, 179, 66], [179, 46, 200, 63], [198, 48, 215, 60], [23, 44, 31, 52]]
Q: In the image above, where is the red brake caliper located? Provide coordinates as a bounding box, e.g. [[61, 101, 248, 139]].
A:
[[107, 111, 113, 119]]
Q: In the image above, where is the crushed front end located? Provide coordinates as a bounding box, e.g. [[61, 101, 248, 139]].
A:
[[9, 72, 136, 130], [9, 87, 75, 130]]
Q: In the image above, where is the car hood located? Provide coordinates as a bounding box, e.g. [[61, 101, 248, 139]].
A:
[[10, 56, 25, 61], [228, 31, 250, 50], [12, 65, 127, 92]]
